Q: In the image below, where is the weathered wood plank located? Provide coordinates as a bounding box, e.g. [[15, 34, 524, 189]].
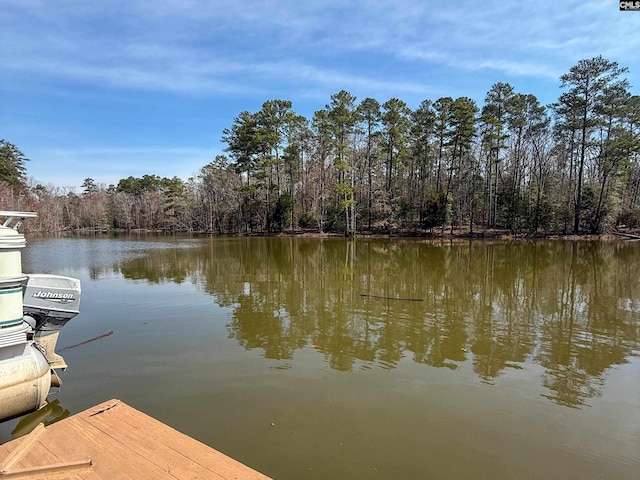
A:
[[42, 414, 169, 479], [0, 423, 45, 472], [79, 401, 269, 479], [0, 434, 63, 473], [0, 459, 92, 479], [0, 399, 272, 480]]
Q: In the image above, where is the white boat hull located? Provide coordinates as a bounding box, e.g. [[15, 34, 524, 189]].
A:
[[0, 341, 51, 421], [0, 211, 82, 422]]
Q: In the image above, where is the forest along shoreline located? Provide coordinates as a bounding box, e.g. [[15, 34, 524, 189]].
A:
[[2, 56, 638, 240], [33, 225, 640, 242]]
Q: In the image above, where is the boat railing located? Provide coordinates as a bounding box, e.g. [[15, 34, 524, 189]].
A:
[[0, 211, 38, 231]]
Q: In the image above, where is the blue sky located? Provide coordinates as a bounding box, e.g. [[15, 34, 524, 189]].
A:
[[1, 0, 638, 191]]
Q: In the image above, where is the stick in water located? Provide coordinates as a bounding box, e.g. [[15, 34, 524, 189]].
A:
[[58, 331, 114, 352], [360, 294, 423, 302]]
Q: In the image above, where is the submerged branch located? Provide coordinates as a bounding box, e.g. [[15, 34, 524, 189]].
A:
[[360, 294, 423, 302], [58, 331, 114, 352]]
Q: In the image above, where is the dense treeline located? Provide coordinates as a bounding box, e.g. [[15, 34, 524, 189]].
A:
[[2, 56, 639, 235]]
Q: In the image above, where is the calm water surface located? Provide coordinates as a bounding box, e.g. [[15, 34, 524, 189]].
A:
[[1, 237, 639, 479]]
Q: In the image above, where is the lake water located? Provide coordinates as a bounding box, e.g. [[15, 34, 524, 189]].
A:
[[1, 236, 639, 479]]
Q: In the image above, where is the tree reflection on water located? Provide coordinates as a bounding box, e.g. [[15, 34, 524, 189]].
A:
[[119, 238, 640, 409]]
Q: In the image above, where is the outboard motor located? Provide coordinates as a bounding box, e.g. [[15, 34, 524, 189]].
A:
[[23, 274, 81, 369]]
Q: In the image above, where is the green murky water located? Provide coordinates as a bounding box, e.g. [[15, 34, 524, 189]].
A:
[[2, 237, 639, 479]]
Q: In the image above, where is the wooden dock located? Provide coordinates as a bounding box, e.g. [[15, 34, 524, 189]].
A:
[[0, 399, 272, 479]]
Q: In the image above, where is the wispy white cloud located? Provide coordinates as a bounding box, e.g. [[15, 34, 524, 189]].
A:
[[376, 0, 638, 80], [2, 0, 638, 99]]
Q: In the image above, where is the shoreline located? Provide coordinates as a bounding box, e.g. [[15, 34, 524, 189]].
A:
[[28, 226, 640, 241], [239, 227, 638, 242]]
